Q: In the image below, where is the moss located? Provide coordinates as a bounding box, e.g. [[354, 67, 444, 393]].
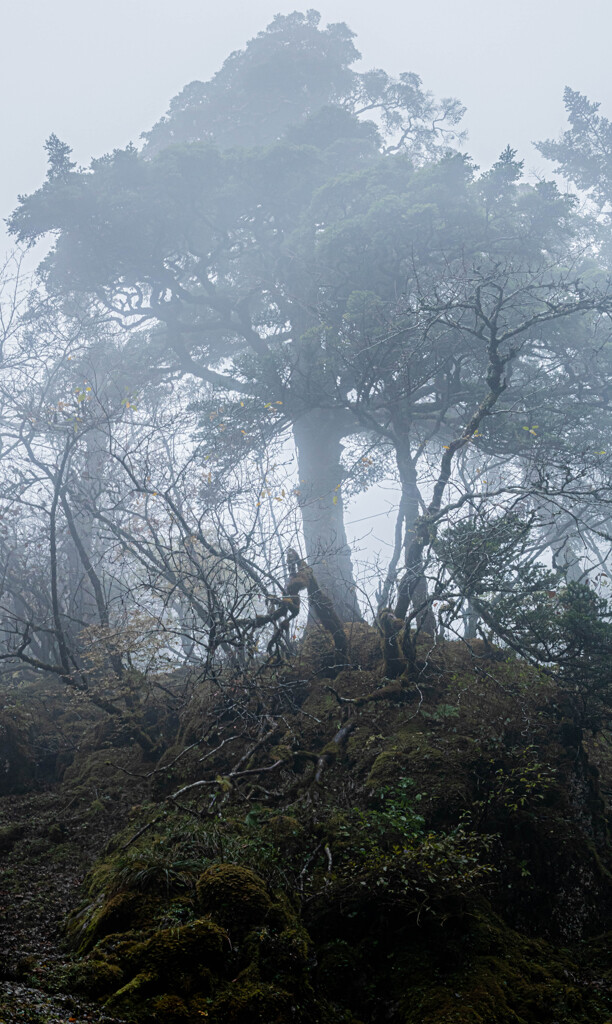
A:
[[67, 890, 161, 953], [365, 731, 473, 820], [105, 968, 158, 1008], [299, 623, 383, 677], [396, 912, 598, 1024], [207, 979, 298, 1024], [126, 917, 228, 972], [66, 957, 124, 997], [0, 823, 25, 854], [149, 993, 191, 1021], [300, 685, 337, 720], [6, 642, 612, 1023], [269, 743, 293, 762], [366, 748, 411, 788], [73, 909, 312, 1021], [66, 917, 227, 1021], [243, 923, 311, 988], [258, 814, 306, 855], [196, 864, 272, 935], [46, 822, 66, 845], [315, 939, 361, 1002]]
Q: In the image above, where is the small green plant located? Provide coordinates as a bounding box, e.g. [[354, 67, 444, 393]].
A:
[[369, 776, 426, 842], [321, 777, 495, 922], [472, 745, 556, 827]]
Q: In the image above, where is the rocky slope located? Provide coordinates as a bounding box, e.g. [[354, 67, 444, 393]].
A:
[[1, 630, 612, 1023]]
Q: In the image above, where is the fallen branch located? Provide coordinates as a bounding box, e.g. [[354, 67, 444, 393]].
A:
[[168, 759, 284, 802]]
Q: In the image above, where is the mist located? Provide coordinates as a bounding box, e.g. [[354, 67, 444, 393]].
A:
[[1, 7, 612, 1022]]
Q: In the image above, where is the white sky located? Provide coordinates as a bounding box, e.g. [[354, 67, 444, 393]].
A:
[[2, 0, 612, 235]]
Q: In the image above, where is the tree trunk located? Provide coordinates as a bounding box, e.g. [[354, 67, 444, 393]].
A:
[[292, 409, 362, 622], [63, 426, 106, 629], [394, 448, 436, 633], [463, 598, 479, 639]]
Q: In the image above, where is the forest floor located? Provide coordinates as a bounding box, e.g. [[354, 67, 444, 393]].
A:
[[0, 786, 129, 1023], [1, 634, 612, 1023]]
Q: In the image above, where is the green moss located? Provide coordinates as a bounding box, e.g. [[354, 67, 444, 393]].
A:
[[196, 864, 272, 935], [105, 968, 158, 1008], [315, 939, 361, 1002], [207, 979, 298, 1024], [149, 994, 191, 1021], [126, 917, 228, 972], [67, 890, 160, 953], [366, 748, 411, 788], [66, 957, 124, 997], [66, 917, 227, 1020], [258, 814, 306, 855], [0, 823, 25, 854], [243, 922, 311, 988], [399, 919, 590, 1024]]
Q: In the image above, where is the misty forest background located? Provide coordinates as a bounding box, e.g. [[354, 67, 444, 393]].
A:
[[0, 8, 611, 699]]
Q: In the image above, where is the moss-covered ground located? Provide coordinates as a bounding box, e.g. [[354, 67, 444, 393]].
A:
[[2, 630, 612, 1022]]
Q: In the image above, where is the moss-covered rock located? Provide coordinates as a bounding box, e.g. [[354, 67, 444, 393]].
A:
[[300, 622, 383, 676], [149, 993, 191, 1021], [258, 814, 305, 854], [66, 956, 124, 997], [125, 917, 228, 972], [196, 864, 272, 935], [206, 978, 299, 1024], [105, 968, 158, 1009], [74, 919, 226, 1019], [67, 890, 161, 953], [397, 912, 595, 1024]]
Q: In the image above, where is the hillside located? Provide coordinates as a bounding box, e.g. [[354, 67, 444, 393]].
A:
[[1, 629, 612, 1023]]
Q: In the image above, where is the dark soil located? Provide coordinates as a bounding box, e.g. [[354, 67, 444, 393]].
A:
[[0, 786, 130, 1023]]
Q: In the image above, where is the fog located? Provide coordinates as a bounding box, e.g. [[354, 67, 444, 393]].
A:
[[2, 0, 612, 235]]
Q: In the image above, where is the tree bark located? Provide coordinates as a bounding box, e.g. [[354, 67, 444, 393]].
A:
[[463, 598, 479, 639], [62, 425, 106, 630], [394, 447, 436, 633], [292, 409, 362, 622]]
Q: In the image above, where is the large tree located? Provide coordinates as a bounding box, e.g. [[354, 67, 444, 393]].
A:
[[9, 12, 611, 639], [7, 10, 464, 620]]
